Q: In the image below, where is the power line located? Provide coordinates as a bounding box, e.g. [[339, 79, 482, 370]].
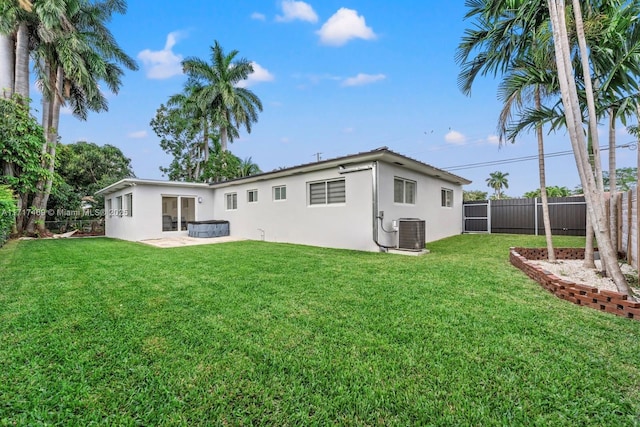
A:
[[443, 142, 636, 172]]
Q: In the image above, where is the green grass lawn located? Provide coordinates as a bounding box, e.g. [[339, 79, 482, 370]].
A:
[[1, 234, 639, 425]]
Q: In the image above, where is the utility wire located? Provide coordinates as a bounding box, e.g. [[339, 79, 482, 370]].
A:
[[443, 142, 636, 172]]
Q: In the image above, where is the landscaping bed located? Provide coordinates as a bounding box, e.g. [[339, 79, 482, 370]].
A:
[[510, 247, 640, 320]]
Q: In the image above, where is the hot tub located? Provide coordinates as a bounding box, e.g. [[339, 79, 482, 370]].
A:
[[187, 220, 230, 238]]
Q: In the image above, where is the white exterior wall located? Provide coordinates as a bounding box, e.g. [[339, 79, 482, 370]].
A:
[[104, 184, 214, 241], [211, 165, 376, 251], [100, 155, 466, 250], [376, 162, 464, 246]]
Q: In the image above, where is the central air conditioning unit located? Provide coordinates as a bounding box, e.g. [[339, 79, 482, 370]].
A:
[[397, 218, 426, 251]]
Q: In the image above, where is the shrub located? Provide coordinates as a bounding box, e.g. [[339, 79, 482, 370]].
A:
[[0, 185, 17, 247]]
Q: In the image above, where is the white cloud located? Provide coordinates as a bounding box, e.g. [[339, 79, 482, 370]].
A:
[[445, 130, 466, 145], [293, 73, 342, 88], [341, 73, 386, 87], [317, 8, 377, 46], [486, 134, 500, 145], [251, 12, 266, 21], [137, 32, 184, 79], [128, 130, 148, 139], [236, 62, 275, 88], [276, 1, 318, 23]]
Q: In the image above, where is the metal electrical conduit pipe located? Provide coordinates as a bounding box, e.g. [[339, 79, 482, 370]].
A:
[[371, 161, 397, 251]]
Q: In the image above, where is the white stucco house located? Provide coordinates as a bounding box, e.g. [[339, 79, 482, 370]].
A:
[[96, 147, 471, 252]]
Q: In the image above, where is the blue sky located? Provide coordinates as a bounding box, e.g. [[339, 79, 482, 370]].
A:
[[54, 0, 638, 197]]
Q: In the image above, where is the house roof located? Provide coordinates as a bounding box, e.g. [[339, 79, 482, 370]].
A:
[[209, 147, 471, 188], [96, 147, 471, 195], [95, 178, 210, 196]]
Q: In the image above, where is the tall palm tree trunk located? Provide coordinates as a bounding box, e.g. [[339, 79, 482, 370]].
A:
[[203, 117, 210, 162], [13, 22, 29, 100], [0, 33, 14, 97], [26, 66, 62, 234], [535, 87, 555, 261], [220, 126, 228, 152], [608, 109, 617, 252], [15, 192, 29, 234], [636, 102, 640, 270], [548, 0, 631, 295], [584, 214, 596, 268]]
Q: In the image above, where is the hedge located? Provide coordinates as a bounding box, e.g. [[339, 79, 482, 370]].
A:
[[0, 185, 17, 247]]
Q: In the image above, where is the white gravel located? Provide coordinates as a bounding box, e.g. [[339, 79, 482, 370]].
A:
[[530, 259, 640, 295]]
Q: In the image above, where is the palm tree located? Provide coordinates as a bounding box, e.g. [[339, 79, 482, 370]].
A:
[[181, 41, 263, 152], [486, 171, 509, 199], [497, 38, 559, 261], [167, 81, 212, 180], [238, 157, 261, 177], [458, 0, 558, 260], [547, 0, 632, 295], [23, 0, 137, 234], [458, 0, 634, 295], [587, 1, 640, 253], [0, 0, 32, 99]]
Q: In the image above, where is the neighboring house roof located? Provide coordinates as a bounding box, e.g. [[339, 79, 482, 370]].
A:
[[95, 178, 210, 196], [210, 147, 471, 189], [96, 147, 471, 196]]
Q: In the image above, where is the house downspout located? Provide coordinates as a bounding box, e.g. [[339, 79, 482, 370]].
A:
[[372, 161, 396, 251]]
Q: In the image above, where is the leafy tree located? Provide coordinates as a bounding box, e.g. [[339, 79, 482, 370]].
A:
[[0, 0, 138, 234], [238, 157, 261, 177], [603, 167, 638, 192], [485, 171, 509, 199], [51, 141, 135, 214], [0, 185, 18, 245], [463, 190, 488, 201], [200, 146, 262, 183], [0, 95, 49, 233], [152, 103, 219, 182], [152, 102, 262, 182], [181, 40, 263, 152], [202, 150, 242, 183], [150, 98, 219, 182], [522, 186, 571, 198]]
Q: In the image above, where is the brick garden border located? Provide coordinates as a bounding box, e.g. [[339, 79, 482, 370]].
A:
[[510, 247, 640, 321]]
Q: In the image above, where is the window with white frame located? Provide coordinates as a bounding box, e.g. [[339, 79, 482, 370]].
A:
[[225, 192, 238, 210], [115, 195, 123, 216], [441, 188, 453, 207], [125, 193, 133, 217], [247, 189, 258, 203], [273, 185, 286, 201], [106, 198, 112, 217], [309, 179, 346, 205], [394, 177, 416, 204]]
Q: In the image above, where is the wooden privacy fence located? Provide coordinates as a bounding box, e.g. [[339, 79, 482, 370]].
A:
[[463, 196, 587, 236]]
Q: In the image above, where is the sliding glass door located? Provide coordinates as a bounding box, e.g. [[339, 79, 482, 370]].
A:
[[162, 196, 195, 231]]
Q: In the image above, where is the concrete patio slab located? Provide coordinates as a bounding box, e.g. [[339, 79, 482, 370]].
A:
[[140, 235, 246, 248]]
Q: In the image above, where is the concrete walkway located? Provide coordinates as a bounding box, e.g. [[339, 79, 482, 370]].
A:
[[140, 236, 246, 248]]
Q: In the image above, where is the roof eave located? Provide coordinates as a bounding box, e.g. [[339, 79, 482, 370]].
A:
[[95, 178, 210, 196]]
